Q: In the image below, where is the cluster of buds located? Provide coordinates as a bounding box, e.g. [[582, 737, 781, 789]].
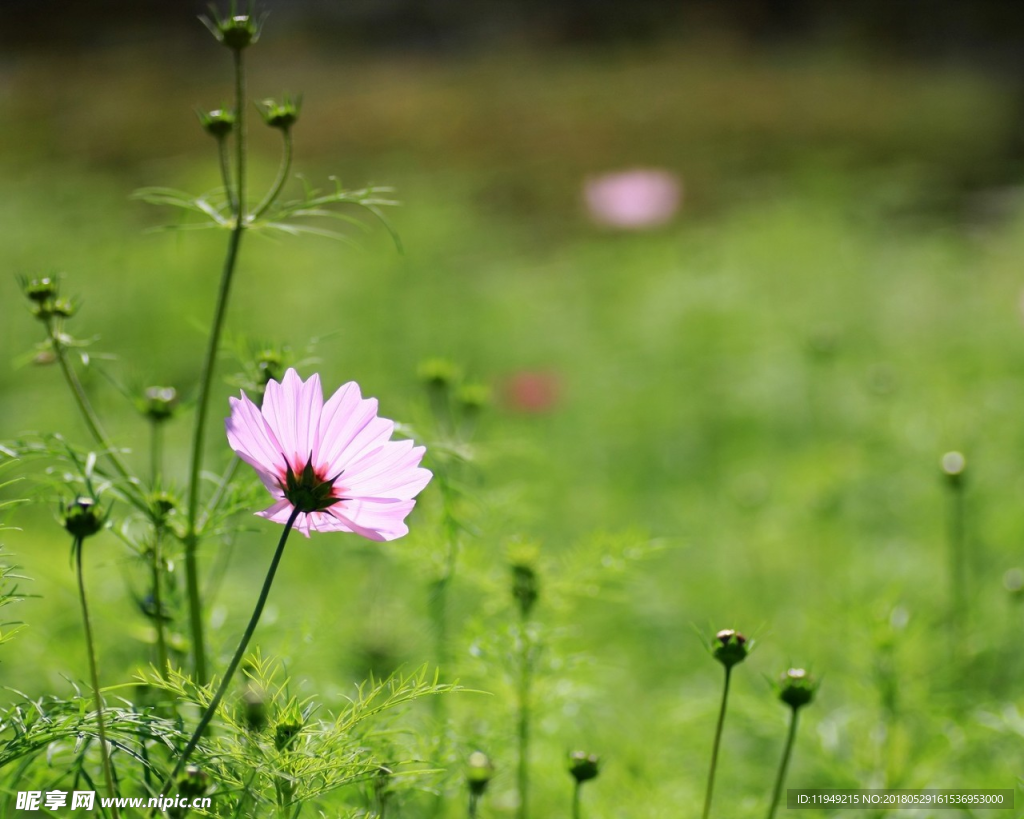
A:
[[711, 629, 749, 669], [168, 767, 210, 819], [776, 668, 818, 710], [20, 276, 76, 322]]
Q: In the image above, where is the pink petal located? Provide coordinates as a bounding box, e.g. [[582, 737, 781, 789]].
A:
[[332, 499, 417, 542], [262, 368, 323, 469], [343, 440, 432, 500], [226, 392, 287, 475], [315, 382, 394, 476]]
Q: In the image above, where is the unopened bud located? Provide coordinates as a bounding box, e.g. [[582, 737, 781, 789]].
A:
[[778, 668, 817, 710], [242, 687, 268, 732], [941, 451, 966, 487], [712, 629, 748, 669], [201, 7, 262, 51], [255, 348, 286, 388], [457, 383, 491, 417], [63, 497, 105, 540], [23, 276, 58, 304], [197, 107, 235, 138], [259, 94, 301, 131], [568, 751, 600, 784], [274, 717, 303, 752], [141, 386, 178, 423], [511, 563, 539, 617], [467, 751, 494, 796], [418, 358, 461, 392], [1004, 567, 1024, 602]]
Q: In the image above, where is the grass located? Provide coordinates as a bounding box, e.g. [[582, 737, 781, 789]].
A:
[[1, 32, 1023, 816]]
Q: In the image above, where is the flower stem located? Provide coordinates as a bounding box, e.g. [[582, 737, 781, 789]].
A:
[[184, 46, 248, 685], [46, 318, 134, 488], [160, 506, 300, 797], [516, 607, 533, 819], [74, 536, 120, 819], [251, 129, 293, 221], [947, 477, 966, 660], [702, 665, 732, 819], [468, 793, 479, 819], [766, 707, 800, 819], [572, 780, 582, 819], [151, 525, 170, 677], [150, 421, 163, 487]]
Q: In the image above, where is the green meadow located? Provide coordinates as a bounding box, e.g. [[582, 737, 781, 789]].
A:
[[0, 31, 1022, 816]]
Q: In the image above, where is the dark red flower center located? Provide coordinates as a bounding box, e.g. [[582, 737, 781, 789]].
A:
[[280, 454, 345, 514]]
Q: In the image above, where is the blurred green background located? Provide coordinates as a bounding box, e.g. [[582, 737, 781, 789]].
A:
[[2, 2, 1024, 816]]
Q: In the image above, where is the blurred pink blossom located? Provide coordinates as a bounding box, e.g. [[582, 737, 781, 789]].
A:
[[501, 371, 561, 414], [584, 169, 682, 229]]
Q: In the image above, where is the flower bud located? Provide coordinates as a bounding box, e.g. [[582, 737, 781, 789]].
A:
[[63, 497, 105, 540], [201, 5, 262, 51], [241, 687, 268, 733], [255, 348, 286, 388], [511, 563, 539, 617], [418, 358, 462, 393], [712, 629, 748, 669], [141, 386, 178, 423], [457, 383, 491, 417], [168, 766, 209, 818], [197, 107, 235, 138], [941, 451, 966, 487], [568, 751, 600, 784], [148, 490, 177, 522], [22, 276, 58, 304], [258, 94, 301, 131], [1004, 567, 1024, 602], [777, 668, 817, 710], [274, 716, 303, 751], [467, 751, 495, 796]]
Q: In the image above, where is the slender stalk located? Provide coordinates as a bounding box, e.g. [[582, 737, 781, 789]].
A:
[[218, 135, 236, 213], [468, 793, 479, 819], [251, 129, 293, 221], [159, 507, 300, 798], [572, 780, 581, 819], [151, 526, 170, 677], [74, 537, 120, 819], [702, 666, 732, 819], [184, 46, 249, 685], [150, 421, 164, 486], [46, 319, 134, 486], [947, 477, 966, 657], [516, 608, 532, 819], [766, 708, 800, 819]]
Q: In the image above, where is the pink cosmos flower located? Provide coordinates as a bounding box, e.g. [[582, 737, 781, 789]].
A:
[[584, 169, 682, 229], [225, 368, 431, 540]]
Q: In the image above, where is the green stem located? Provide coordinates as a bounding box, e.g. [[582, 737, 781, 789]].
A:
[[159, 507, 300, 799], [702, 666, 732, 819], [572, 780, 581, 819], [150, 421, 163, 487], [948, 480, 966, 658], [516, 609, 532, 819], [46, 319, 134, 487], [468, 793, 479, 819], [218, 135, 236, 213], [74, 537, 121, 819], [251, 129, 293, 221], [766, 708, 800, 819], [151, 525, 169, 677], [184, 46, 248, 685]]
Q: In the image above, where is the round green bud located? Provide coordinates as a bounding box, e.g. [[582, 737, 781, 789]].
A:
[[197, 108, 235, 138], [220, 15, 258, 50], [142, 386, 178, 423], [511, 563, 539, 616], [568, 751, 600, 784], [1004, 567, 1023, 601], [256, 348, 286, 387], [418, 358, 462, 391], [241, 687, 268, 732], [23, 276, 58, 304], [467, 751, 495, 796], [778, 668, 817, 710], [274, 718, 303, 752], [63, 497, 104, 540], [941, 451, 966, 486], [259, 95, 301, 131], [712, 629, 748, 668], [457, 383, 491, 415]]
